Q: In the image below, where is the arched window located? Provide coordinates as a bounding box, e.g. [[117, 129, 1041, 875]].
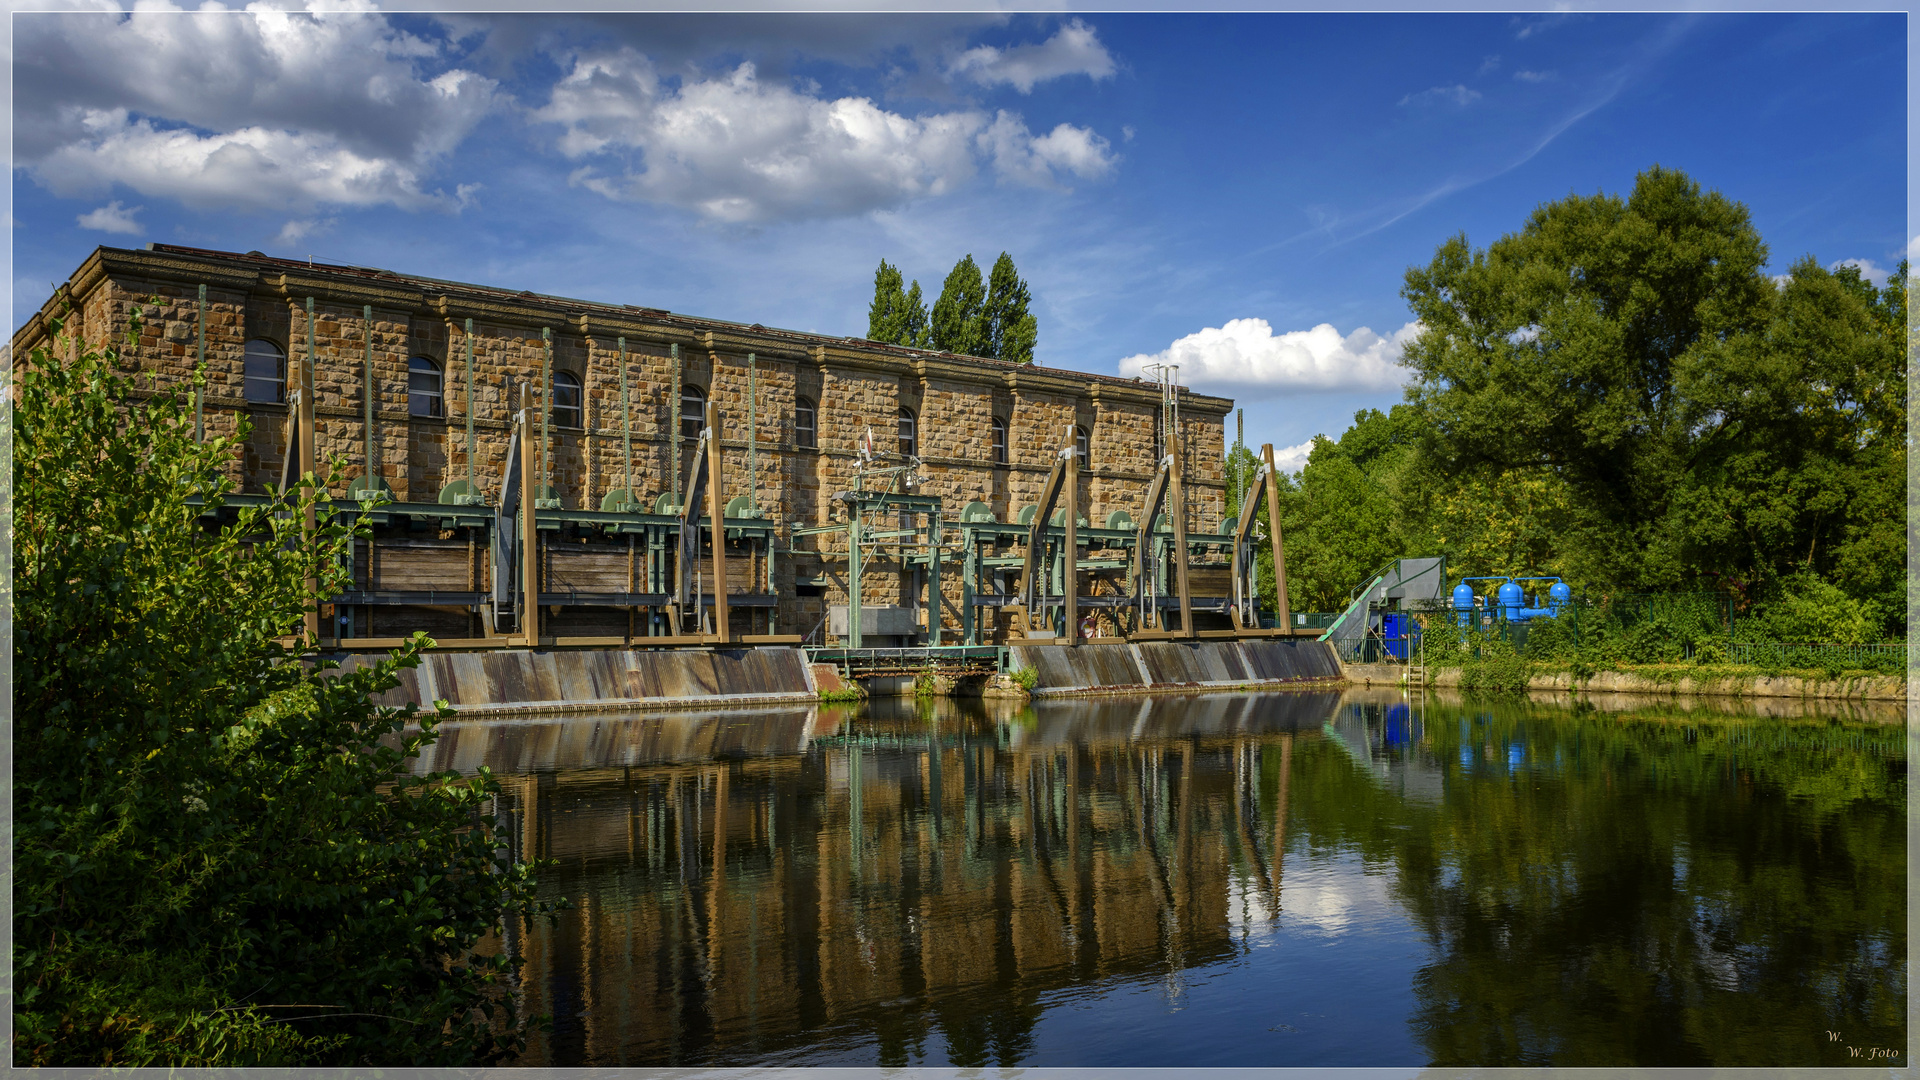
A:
[[408, 356, 443, 418], [680, 384, 707, 438], [1074, 425, 1090, 470], [898, 406, 917, 458], [795, 395, 817, 448], [551, 370, 582, 429], [991, 416, 1008, 465], [243, 338, 285, 404]]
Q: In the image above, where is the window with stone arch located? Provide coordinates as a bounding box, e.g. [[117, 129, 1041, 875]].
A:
[[409, 356, 443, 418], [795, 395, 817, 448], [243, 338, 285, 404], [991, 416, 1008, 465], [1074, 425, 1090, 470], [681, 384, 707, 439], [551, 369, 582, 429], [898, 406, 917, 458]]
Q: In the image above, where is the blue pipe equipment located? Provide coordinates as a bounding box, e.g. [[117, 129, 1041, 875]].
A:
[[1508, 576, 1568, 621], [1451, 577, 1510, 628]]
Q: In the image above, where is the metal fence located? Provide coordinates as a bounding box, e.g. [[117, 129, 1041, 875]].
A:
[[1729, 641, 1913, 670]]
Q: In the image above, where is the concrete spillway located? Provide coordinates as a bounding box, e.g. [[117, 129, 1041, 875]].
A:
[[1009, 638, 1341, 696], [331, 646, 819, 717]]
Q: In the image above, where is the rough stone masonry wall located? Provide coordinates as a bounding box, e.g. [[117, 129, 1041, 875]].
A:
[[26, 249, 1235, 640]]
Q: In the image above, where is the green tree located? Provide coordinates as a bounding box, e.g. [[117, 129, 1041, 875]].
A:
[[1399, 166, 1904, 606], [930, 253, 989, 356], [983, 251, 1038, 363], [867, 259, 929, 347], [15, 313, 545, 1064]]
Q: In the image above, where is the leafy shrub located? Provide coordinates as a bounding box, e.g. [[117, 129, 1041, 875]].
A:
[[1009, 666, 1039, 691], [15, 314, 545, 1065], [1750, 572, 1879, 645]]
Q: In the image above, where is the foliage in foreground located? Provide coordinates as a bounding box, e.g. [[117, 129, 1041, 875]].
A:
[[14, 316, 544, 1065]]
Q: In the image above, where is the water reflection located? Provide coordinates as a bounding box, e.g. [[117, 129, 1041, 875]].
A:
[[415, 689, 1904, 1067]]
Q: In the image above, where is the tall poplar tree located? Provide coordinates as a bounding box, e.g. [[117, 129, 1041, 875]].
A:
[[867, 259, 929, 347], [930, 254, 988, 356], [984, 251, 1038, 363]]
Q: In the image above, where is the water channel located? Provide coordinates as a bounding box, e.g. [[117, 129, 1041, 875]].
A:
[[409, 688, 1907, 1068]]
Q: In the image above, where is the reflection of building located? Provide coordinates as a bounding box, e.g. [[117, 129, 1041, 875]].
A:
[[473, 695, 1333, 1065]]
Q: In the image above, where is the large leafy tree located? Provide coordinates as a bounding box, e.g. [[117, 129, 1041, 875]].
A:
[[867, 259, 929, 347], [15, 313, 545, 1064], [1398, 165, 1904, 603]]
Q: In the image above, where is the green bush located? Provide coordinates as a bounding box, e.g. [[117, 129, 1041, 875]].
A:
[[1009, 666, 1039, 691], [1749, 572, 1880, 645], [15, 314, 546, 1065]]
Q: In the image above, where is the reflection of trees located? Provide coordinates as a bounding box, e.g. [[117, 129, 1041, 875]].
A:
[[1297, 697, 1905, 1066], [496, 694, 1332, 1066]]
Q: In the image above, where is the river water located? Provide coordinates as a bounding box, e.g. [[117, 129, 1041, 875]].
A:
[[410, 688, 1907, 1068]]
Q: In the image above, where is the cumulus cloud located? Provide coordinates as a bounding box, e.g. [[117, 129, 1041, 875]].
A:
[[537, 54, 1116, 223], [277, 216, 336, 245], [37, 110, 447, 213], [946, 18, 1116, 93], [1399, 84, 1482, 107], [1271, 439, 1315, 474], [1831, 257, 1891, 286], [978, 111, 1116, 188], [17, 6, 499, 213], [1118, 318, 1423, 397], [76, 200, 143, 235]]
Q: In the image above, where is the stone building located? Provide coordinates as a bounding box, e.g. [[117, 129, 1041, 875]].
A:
[[14, 243, 1234, 643]]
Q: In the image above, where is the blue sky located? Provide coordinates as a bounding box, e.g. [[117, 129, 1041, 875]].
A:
[[10, 7, 1909, 470]]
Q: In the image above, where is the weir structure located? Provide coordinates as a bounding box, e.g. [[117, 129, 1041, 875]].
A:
[[21, 242, 1341, 705]]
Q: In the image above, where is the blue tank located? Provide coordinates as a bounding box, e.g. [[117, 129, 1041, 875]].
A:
[[1498, 581, 1524, 621], [1549, 581, 1571, 614], [1452, 582, 1475, 627]]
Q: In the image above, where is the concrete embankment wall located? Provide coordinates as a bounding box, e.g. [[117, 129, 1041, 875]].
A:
[[1341, 661, 1906, 702], [331, 646, 818, 717], [1011, 639, 1341, 697]]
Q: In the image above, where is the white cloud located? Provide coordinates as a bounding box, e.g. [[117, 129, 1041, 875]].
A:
[[1831, 258, 1890, 286], [1513, 69, 1555, 83], [18, 7, 499, 213], [277, 216, 336, 245], [1119, 318, 1423, 397], [37, 110, 448, 213], [1907, 235, 1920, 261], [946, 18, 1116, 94], [977, 111, 1116, 189], [76, 200, 143, 235], [1271, 439, 1315, 474], [537, 54, 1115, 223], [1399, 84, 1482, 107]]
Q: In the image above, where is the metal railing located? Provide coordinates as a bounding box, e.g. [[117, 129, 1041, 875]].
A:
[[1729, 642, 1913, 670]]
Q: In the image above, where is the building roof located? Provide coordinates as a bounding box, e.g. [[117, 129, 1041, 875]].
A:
[[94, 243, 1224, 407]]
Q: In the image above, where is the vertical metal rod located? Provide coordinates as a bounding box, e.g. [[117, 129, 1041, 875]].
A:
[[1234, 407, 1244, 513], [670, 342, 682, 507], [705, 397, 730, 644], [848, 509, 862, 649], [540, 327, 552, 496], [619, 337, 632, 505], [364, 304, 375, 485], [520, 384, 540, 643], [747, 351, 758, 514], [465, 318, 475, 499], [301, 297, 319, 640], [926, 509, 942, 645], [1064, 439, 1078, 645], [194, 284, 205, 441], [1262, 443, 1290, 633], [1168, 428, 1193, 637]]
